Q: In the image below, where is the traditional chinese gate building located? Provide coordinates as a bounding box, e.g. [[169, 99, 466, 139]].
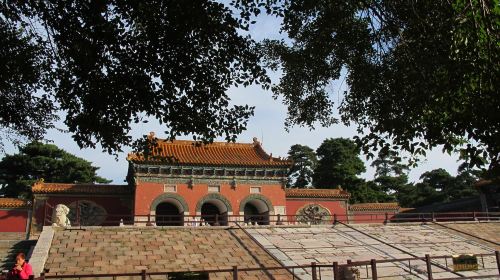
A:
[[128, 137, 292, 225], [28, 135, 401, 229]]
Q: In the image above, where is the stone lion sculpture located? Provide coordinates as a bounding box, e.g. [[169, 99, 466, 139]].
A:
[[52, 204, 71, 227]]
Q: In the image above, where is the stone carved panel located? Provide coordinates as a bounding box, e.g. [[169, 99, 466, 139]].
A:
[[68, 200, 107, 226], [296, 204, 331, 225]]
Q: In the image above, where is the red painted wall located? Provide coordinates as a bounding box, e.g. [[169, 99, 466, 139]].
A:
[[285, 199, 349, 223], [0, 209, 28, 232], [135, 181, 286, 216], [350, 211, 398, 223], [33, 195, 133, 229]]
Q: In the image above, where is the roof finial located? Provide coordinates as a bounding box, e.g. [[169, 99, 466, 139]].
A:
[[252, 137, 261, 146], [148, 131, 155, 139]]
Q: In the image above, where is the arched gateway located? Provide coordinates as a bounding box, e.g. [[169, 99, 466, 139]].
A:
[[155, 202, 183, 226], [196, 193, 232, 226], [240, 194, 274, 225], [151, 194, 188, 226]]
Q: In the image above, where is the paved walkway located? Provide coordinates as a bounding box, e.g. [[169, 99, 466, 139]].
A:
[[247, 223, 499, 280]]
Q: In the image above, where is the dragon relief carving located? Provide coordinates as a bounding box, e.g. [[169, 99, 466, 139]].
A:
[[296, 204, 331, 225], [68, 200, 107, 226]]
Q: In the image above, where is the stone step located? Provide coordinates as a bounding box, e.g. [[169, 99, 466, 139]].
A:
[[0, 240, 35, 250], [44, 227, 293, 279], [0, 233, 26, 241]]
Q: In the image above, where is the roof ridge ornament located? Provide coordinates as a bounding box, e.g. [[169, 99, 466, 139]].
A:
[[252, 137, 261, 146]]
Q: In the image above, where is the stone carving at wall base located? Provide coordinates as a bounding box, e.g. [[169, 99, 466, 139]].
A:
[[296, 204, 331, 225]]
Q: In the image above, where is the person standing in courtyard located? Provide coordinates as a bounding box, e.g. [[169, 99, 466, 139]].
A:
[[8, 253, 32, 280]]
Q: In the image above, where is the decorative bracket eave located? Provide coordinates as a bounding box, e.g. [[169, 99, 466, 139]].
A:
[[131, 163, 289, 181], [136, 176, 285, 186]]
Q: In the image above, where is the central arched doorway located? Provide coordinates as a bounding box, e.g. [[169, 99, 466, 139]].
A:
[[243, 199, 270, 225], [200, 200, 228, 226], [155, 202, 183, 226]]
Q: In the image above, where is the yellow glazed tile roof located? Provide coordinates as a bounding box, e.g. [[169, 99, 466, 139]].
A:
[[32, 182, 131, 194], [285, 188, 350, 199], [127, 137, 292, 167], [349, 202, 400, 211], [0, 198, 30, 208]]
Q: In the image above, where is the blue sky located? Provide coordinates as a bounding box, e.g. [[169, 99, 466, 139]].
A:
[[3, 6, 461, 184]]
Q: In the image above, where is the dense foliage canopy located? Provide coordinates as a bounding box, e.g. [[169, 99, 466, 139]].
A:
[[287, 138, 478, 205], [249, 0, 500, 176], [0, 1, 268, 153], [397, 168, 478, 208], [1, 0, 498, 177], [313, 138, 366, 188], [0, 142, 110, 198], [310, 138, 394, 203], [287, 144, 317, 188]]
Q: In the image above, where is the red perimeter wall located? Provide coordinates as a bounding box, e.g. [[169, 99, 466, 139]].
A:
[[0, 209, 29, 232], [33, 195, 133, 229], [350, 211, 398, 223]]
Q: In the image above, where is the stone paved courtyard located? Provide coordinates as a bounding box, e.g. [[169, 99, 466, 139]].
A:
[[429, 222, 500, 250], [246, 222, 499, 280]]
